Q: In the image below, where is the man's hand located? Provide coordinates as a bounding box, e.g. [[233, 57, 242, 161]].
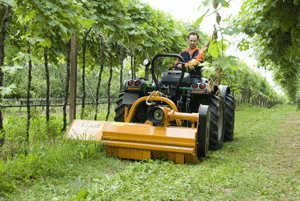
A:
[[177, 64, 182, 69], [187, 59, 199, 67]]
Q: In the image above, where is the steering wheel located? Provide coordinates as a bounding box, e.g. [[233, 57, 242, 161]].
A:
[[151, 53, 185, 98], [138, 77, 147, 81]]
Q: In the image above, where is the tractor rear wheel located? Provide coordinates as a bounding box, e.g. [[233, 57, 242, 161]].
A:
[[114, 92, 131, 122], [209, 95, 225, 150], [224, 94, 235, 141]]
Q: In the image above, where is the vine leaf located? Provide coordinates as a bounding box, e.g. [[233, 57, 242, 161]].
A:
[[219, 26, 241, 36], [221, 1, 230, 8], [40, 38, 52, 48], [0, 0, 15, 6], [2, 65, 23, 75], [195, 8, 210, 26], [0, 84, 16, 97], [79, 18, 95, 29]]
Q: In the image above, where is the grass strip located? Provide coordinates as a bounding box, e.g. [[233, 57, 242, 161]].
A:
[[1, 104, 300, 200]]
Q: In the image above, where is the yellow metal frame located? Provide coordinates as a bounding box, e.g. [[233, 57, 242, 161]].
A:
[[124, 91, 179, 123], [66, 91, 203, 164], [124, 91, 199, 128]]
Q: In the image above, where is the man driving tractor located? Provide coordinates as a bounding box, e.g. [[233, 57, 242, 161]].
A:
[[174, 31, 204, 85]]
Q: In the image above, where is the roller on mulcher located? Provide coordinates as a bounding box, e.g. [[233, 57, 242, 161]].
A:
[[65, 53, 235, 164]]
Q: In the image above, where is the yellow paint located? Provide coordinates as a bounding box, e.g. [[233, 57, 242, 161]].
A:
[[65, 91, 204, 164], [111, 122, 125, 126], [65, 119, 200, 163], [191, 90, 205, 93], [125, 91, 180, 125]]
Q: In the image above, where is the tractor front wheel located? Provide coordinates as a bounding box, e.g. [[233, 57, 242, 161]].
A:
[[209, 95, 225, 150], [197, 105, 211, 158]]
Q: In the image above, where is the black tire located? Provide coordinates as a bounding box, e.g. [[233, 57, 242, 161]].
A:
[[114, 92, 131, 122], [209, 95, 225, 150], [197, 105, 210, 158], [132, 102, 147, 123], [114, 92, 147, 123], [224, 94, 235, 141]]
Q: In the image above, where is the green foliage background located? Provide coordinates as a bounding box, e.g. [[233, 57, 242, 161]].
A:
[[0, 0, 294, 198], [232, 0, 300, 101], [0, 0, 284, 103]]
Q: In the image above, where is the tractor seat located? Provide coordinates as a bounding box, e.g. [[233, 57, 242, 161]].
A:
[[161, 70, 190, 87]]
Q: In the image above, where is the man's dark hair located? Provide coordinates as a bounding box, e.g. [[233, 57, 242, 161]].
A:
[[188, 31, 199, 40]]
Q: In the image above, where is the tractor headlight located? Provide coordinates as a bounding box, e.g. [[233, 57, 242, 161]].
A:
[[143, 59, 150, 66]]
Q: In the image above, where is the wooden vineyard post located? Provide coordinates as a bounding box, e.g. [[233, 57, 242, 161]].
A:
[[69, 34, 78, 126], [298, 96, 300, 109]]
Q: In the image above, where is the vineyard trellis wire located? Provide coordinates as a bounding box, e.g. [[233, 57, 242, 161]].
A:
[[0, 29, 139, 142], [0, 27, 284, 145], [1, 29, 284, 135], [2, 29, 284, 127], [233, 89, 282, 109]]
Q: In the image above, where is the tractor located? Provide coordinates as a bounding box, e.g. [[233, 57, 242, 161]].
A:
[[114, 53, 235, 150], [66, 53, 235, 164]]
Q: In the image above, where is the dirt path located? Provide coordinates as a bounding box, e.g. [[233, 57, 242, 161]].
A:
[[268, 111, 300, 172], [263, 109, 300, 199]]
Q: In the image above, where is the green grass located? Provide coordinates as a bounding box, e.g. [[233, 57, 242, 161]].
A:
[[1, 104, 300, 200]]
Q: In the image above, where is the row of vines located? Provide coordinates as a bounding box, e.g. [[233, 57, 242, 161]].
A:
[[230, 0, 300, 101], [0, 0, 291, 198], [0, 0, 285, 142]]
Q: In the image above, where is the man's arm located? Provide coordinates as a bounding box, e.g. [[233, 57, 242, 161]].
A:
[[174, 58, 183, 68], [186, 50, 204, 66], [174, 50, 185, 68], [195, 50, 204, 62]]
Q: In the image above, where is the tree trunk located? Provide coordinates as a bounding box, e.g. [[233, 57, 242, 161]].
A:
[[133, 55, 136, 79], [130, 54, 134, 80], [81, 28, 91, 119], [94, 38, 105, 120], [106, 43, 113, 121], [144, 53, 149, 81], [44, 44, 50, 123], [119, 45, 124, 92], [156, 59, 160, 80], [26, 25, 32, 142], [0, 5, 11, 145], [62, 40, 71, 132]]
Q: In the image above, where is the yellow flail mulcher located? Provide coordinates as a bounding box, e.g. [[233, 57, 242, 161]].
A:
[[65, 53, 235, 164]]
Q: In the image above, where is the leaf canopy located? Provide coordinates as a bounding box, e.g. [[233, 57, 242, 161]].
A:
[[233, 0, 300, 101]]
